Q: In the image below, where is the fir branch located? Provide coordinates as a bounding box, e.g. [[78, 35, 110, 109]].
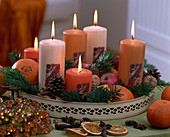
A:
[[86, 51, 115, 75], [110, 86, 123, 101], [144, 59, 156, 69], [65, 58, 74, 71], [0, 67, 38, 95], [8, 49, 23, 64], [157, 79, 170, 90], [60, 90, 84, 102], [128, 82, 153, 97], [87, 87, 110, 103]]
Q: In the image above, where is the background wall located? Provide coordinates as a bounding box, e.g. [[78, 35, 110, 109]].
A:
[[78, 0, 127, 52]]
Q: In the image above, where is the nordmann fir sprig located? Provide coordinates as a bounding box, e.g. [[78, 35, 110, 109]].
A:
[[0, 67, 38, 95]]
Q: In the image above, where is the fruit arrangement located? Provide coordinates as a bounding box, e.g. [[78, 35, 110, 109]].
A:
[[0, 97, 53, 136], [0, 49, 170, 102]]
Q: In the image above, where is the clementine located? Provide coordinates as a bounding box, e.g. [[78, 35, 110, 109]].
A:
[[147, 100, 170, 128], [111, 85, 134, 102], [12, 59, 39, 85], [0, 65, 6, 95], [161, 86, 170, 101]]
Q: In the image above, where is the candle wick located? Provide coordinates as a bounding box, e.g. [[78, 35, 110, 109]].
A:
[[131, 35, 134, 40], [52, 37, 54, 40], [94, 23, 97, 26], [73, 27, 77, 30]]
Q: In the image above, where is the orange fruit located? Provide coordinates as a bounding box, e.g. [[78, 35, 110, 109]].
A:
[[147, 100, 170, 128], [161, 86, 170, 101], [66, 128, 88, 137], [81, 122, 102, 135], [107, 125, 128, 136], [111, 85, 134, 102], [0, 65, 7, 96], [12, 59, 39, 85], [111, 69, 119, 77]]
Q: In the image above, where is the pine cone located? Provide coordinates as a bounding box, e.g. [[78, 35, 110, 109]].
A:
[[144, 68, 161, 79], [48, 76, 65, 97]]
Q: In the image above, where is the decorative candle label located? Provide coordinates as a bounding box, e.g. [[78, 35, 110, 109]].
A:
[[93, 47, 104, 63], [128, 64, 142, 87], [45, 64, 60, 87], [73, 52, 85, 67], [77, 83, 90, 94]]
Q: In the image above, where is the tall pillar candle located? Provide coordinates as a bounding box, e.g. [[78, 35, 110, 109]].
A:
[[39, 21, 65, 89], [24, 37, 39, 62], [83, 10, 107, 64], [118, 20, 145, 86], [63, 14, 87, 67]]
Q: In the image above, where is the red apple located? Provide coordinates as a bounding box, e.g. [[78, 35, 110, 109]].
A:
[[100, 73, 118, 86]]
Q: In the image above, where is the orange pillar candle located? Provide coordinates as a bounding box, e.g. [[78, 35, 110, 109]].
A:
[[65, 56, 92, 94], [63, 13, 87, 67], [24, 37, 39, 62], [118, 20, 145, 86]]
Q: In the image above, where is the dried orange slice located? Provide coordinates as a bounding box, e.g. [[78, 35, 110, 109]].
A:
[[81, 122, 102, 135], [107, 125, 128, 136], [66, 128, 88, 137]]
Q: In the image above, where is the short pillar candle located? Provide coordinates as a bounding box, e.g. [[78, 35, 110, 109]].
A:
[[24, 37, 39, 62], [65, 56, 92, 94]]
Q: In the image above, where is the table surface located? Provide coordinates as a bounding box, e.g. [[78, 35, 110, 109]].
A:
[[1, 87, 170, 137]]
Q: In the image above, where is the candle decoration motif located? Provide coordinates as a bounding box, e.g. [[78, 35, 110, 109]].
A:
[[83, 9, 107, 64], [63, 13, 87, 67], [39, 21, 65, 89], [24, 37, 39, 62], [65, 55, 92, 94], [118, 20, 146, 86]]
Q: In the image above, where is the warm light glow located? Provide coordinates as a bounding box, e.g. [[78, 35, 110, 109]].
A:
[[131, 20, 135, 39], [73, 13, 77, 29], [34, 37, 38, 50], [93, 9, 98, 25], [51, 21, 55, 39], [78, 55, 82, 73]]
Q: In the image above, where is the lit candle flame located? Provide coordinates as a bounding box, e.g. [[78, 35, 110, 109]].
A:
[[34, 37, 38, 50], [78, 55, 82, 73], [131, 20, 135, 39], [94, 9, 98, 25], [51, 21, 55, 39], [73, 13, 77, 29]]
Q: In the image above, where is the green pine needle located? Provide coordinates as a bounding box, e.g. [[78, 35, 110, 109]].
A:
[[110, 86, 123, 101], [144, 59, 156, 69], [87, 87, 110, 103], [128, 82, 153, 97], [86, 51, 115, 75], [65, 58, 74, 71], [60, 90, 84, 102], [8, 49, 23, 64], [157, 79, 170, 90], [0, 67, 38, 95]]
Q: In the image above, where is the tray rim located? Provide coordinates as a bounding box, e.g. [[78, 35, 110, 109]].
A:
[[20, 91, 153, 105]]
